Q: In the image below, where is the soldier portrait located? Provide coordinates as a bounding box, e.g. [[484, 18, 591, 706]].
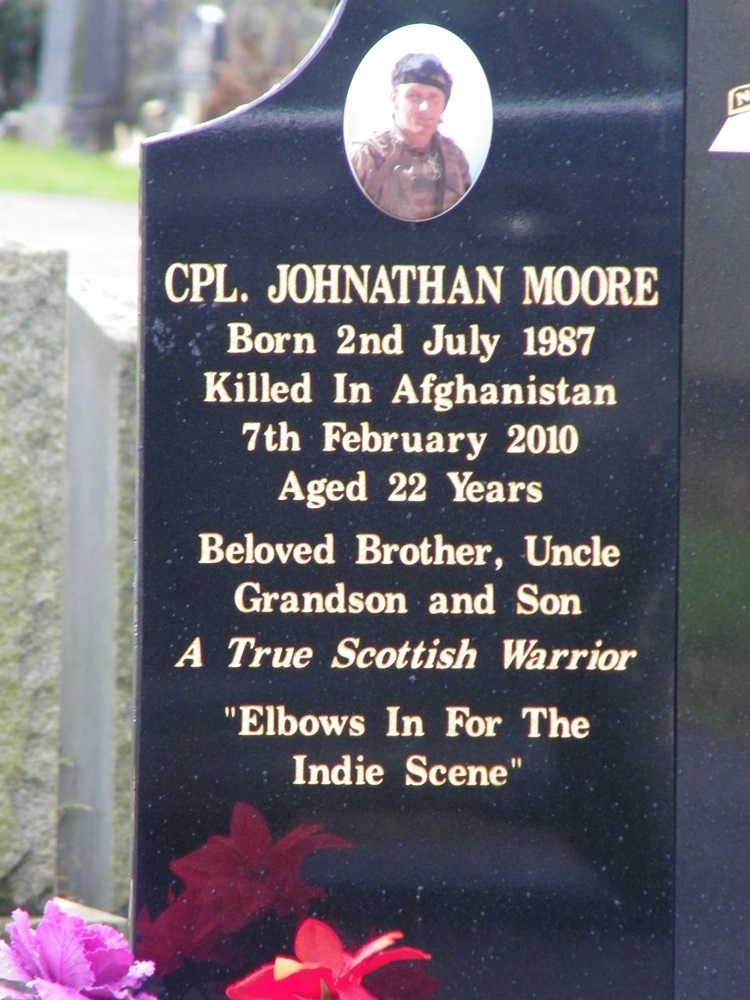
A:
[[344, 26, 492, 221]]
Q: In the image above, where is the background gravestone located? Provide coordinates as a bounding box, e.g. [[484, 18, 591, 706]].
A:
[[135, 3, 685, 998], [0, 243, 65, 911]]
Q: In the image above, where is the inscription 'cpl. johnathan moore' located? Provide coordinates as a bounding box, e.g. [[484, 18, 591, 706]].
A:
[[162, 261, 659, 306], [265, 263, 659, 306]]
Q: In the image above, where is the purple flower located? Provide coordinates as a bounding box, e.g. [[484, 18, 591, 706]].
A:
[[0, 901, 157, 1000]]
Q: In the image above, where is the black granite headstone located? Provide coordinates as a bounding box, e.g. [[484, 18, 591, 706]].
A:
[[135, 3, 685, 999]]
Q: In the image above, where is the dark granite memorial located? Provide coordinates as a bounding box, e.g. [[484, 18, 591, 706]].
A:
[[135, 3, 687, 999]]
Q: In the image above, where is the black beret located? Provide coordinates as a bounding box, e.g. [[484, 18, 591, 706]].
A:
[[391, 54, 453, 101]]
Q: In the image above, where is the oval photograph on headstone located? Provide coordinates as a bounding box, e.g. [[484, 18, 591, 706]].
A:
[[344, 24, 492, 221]]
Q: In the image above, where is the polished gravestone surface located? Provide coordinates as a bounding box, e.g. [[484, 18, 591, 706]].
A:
[[135, 3, 686, 998]]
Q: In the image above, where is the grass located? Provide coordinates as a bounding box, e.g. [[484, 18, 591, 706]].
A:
[[680, 518, 750, 731], [681, 519, 750, 659], [0, 138, 139, 201]]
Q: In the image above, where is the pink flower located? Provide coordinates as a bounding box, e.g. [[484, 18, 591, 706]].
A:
[[225, 918, 432, 1000], [0, 901, 157, 1000]]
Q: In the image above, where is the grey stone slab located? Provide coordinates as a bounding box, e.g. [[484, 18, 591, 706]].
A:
[[0, 196, 139, 915], [0, 242, 66, 910]]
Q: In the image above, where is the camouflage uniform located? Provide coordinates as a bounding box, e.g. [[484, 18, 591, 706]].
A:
[[350, 124, 471, 221]]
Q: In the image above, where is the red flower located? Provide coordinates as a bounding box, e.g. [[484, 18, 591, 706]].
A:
[[225, 918, 432, 1000], [135, 804, 349, 974], [171, 803, 349, 941]]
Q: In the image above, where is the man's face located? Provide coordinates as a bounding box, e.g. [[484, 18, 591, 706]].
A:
[[391, 83, 446, 147]]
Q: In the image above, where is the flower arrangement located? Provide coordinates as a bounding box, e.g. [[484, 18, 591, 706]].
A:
[[135, 802, 439, 1000], [13, 802, 437, 1000]]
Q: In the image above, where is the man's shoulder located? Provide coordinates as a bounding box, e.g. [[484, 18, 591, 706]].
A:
[[350, 129, 401, 168]]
